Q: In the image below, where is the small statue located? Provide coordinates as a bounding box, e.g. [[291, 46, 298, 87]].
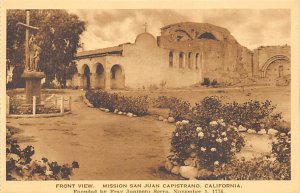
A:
[[28, 35, 41, 71]]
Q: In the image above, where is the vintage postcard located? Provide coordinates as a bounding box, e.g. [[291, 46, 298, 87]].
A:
[[1, 0, 300, 193]]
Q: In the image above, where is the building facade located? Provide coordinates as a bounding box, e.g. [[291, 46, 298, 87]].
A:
[[68, 22, 290, 90]]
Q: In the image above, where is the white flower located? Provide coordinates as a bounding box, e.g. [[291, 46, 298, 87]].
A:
[[176, 121, 181, 126], [217, 119, 224, 123], [223, 137, 228, 141], [221, 132, 227, 136], [214, 161, 219, 166], [216, 138, 222, 143], [36, 160, 46, 167], [231, 142, 236, 147], [200, 147, 206, 152], [211, 148, 216, 152], [190, 143, 196, 149], [209, 121, 218, 126], [181, 120, 189, 125], [196, 127, 202, 132], [198, 132, 204, 138], [280, 133, 286, 137], [175, 132, 179, 137], [220, 122, 226, 127], [45, 170, 53, 176], [238, 125, 247, 132]]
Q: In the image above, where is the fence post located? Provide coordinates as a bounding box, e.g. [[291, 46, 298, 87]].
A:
[[69, 96, 71, 112], [33, 96, 36, 116], [60, 96, 64, 113], [6, 95, 10, 115], [55, 97, 57, 108]]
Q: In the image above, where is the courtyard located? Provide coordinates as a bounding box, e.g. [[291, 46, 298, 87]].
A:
[[6, 86, 290, 180]]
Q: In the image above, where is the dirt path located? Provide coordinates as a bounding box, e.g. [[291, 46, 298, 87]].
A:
[[7, 91, 176, 180]]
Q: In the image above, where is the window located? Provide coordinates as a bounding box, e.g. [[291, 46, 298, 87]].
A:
[[188, 52, 192, 69], [169, 51, 173, 67], [195, 53, 199, 69], [179, 52, 184, 68], [198, 32, 216, 40], [279, 65, 283, 77]]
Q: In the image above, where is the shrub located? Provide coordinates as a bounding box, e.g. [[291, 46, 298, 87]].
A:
[[192, 96, 282, 131], [169, 119, 245, 170], [85, 90, 149, 116], [192, 96, 223, 126], [169, 100, 191, 121], [272, 131, 291, 163], [208, 155, 290, 180], [211, 79, 219, 87], [201, 78, 219, 87], [154, 96, 180, 109], [6, 127, 79, 180], [201, 77, 211, 86], [154, 96, 191, 120]]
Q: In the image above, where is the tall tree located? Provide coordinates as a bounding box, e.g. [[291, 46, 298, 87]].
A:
[[7, 10, 86, 87]]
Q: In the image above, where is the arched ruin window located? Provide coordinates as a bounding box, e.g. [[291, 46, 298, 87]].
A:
[[169, 51, 174, 67], [198, 32, 216, 40], [179, 52, 184, 68], [195, 53, 199, 69], [188, 52, 192, 69], [175, 30, 192, 41]]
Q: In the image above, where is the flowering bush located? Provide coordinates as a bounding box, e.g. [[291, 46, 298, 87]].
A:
[[6, 127, 79, 180], [86, 90, 149, 116], [169, 119, 245, 170], [154, 96, 191, 121], [272, 131, 291, 163], [154, 96, 181, 109], [209, 155, 290, 180], [192, 96, 282, 131], [169, 100, 191, 121]]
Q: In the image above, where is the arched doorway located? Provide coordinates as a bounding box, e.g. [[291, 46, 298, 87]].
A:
[[83, 65, 91, 89], [110, 64, 125, 89], [95, 63, 105, 89], [262, 55, 290, 81], [265, 59, 289, 81]]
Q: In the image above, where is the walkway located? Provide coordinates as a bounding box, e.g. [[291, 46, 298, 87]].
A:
[[7, 90, 175, 180]]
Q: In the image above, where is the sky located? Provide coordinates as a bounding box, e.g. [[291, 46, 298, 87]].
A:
[[68, 9, 290, 51]]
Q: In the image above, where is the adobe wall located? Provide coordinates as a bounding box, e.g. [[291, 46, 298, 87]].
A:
[[252, 45, 290, 78], [70, 22, 291, 89], [110, 32, 203, 89], [158, 22, 253, 84]]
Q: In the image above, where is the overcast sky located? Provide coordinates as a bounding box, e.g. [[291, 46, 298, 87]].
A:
[[68, 9, 290, 51]]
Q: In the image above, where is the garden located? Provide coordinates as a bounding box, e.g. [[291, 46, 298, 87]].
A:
[[6, 90, 71, 116], [6, 126, 79, 180], [85, 89, 291, 180]]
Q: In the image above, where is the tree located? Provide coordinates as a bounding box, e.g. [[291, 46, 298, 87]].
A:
[[7, 10, 86, 87]]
